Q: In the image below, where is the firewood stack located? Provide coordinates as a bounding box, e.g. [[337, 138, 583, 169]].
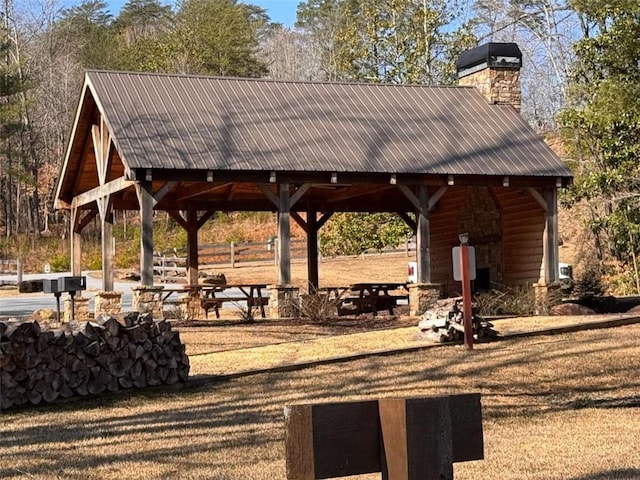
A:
[[0, 313, 189, 410]]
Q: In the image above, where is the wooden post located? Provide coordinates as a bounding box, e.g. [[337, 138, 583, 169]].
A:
[[136, 181, 154, 286], [416, 186, 430, 283], [186, 204, 199, 286], [278, 183, 291, 285], [307, 206, 319, 290], [460, 240, 474, 350], [543, 187, 558, 284], [97, 196, 114, 291], [379, 397, 453, 480], [230, 242, 235, 268], [102, 207, 114, 292], [70, 207, 82, 277], [284, 401, 382, 479]]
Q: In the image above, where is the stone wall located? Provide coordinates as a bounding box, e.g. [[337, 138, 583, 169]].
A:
[[457, 186, 503, 289]]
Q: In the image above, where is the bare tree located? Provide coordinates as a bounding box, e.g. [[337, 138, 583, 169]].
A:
[[27, 0, 84, 235], [260, 23, 323, 81], [472, 0, 583, 130]]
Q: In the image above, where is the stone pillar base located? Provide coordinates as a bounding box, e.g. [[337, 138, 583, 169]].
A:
[[408, 283, 441, 316], [177, 294, 204, 321], [533, 282, 562, 315], [63, 295, 90, 322], [132, 286, 165, 319], [94, 291, 123, 317], [269, 285, 300, 318]]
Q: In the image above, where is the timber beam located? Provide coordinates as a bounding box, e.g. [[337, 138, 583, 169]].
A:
[[70, 177, 134, 209]]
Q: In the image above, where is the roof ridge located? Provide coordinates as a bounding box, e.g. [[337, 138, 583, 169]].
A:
[[84, 69, 472, 90]]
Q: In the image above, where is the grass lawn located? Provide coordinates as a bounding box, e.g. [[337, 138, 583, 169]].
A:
[[1, 322, 639, 479]]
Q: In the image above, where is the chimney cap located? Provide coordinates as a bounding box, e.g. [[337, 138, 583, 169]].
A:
[[457, 42, 522, 78]]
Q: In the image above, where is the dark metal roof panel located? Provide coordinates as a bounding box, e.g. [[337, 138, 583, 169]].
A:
[[86, 70, 571, 178]]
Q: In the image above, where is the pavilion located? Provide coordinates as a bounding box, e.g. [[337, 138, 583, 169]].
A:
[[54, 43, 572, 317]]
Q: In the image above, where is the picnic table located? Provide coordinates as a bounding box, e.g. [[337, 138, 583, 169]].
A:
[[333, 282, 408, 317], [160, 284, 269, 319], [200, 284, 269, 319], [160, 285, 201, 302]]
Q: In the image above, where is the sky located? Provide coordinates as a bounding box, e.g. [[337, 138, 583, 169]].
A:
[[102, 0, 299, 27], [249, 0, 298, 27]]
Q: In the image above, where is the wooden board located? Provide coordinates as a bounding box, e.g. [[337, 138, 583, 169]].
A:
[[284, 401, 382, 479], [284, 394, 483, 480]]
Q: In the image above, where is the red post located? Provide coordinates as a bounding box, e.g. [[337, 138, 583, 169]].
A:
[[459, 243, 474, 350]]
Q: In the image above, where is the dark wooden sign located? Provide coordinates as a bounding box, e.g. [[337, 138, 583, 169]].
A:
[[378, 394, 483, 480], [284, 394, 483, 480], [284, 400, 382, 479]]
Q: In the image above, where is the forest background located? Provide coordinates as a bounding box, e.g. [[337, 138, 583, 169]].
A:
[[1, 0, 639, 295]]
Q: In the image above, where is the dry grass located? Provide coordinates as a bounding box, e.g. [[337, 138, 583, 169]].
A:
[[1, 322, 639, 480], [0, 286, 19, 297], [204, 252, 412, 291], [181, 314, 639, 377], [2, 254, 639, 479]]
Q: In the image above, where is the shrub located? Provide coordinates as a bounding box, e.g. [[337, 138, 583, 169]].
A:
[[48, 253, 70, 272], [573, 262, 605, 298], [474, 284, 536, 316], [299, 287, 338, 322], [319, 213, 412, 256]]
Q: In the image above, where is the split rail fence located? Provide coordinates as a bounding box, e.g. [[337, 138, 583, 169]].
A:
[[154, 238, 416, 280]]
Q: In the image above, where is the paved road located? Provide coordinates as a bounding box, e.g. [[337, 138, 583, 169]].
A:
[[0, 271, 141, 318], [0, 271, 258, 318]]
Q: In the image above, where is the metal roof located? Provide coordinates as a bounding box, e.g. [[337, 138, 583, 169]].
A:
[[82, 70, 571, 178]]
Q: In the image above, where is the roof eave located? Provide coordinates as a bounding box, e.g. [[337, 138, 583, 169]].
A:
[[55, 75, 93, 209]]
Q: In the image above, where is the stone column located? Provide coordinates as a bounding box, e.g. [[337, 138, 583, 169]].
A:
[[132, 286, 165, 318], [63, 295, 90, 321], [533, 282, 562, 315], [177, 293, 204, 321], [269, 285, 299, 318], [458, 67, 521, 111], [408, 283, 441, 317], [94, 291, 123, 317]]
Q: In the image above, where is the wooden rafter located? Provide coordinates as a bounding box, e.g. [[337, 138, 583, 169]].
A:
[[173, 182, 233, 202], [327, 184, 394, 204]]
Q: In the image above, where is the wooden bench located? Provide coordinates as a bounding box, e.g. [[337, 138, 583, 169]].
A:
[[336, 282, 408, 317], [338, 294, 407, 316], [201, 297, 223, 319], [201, 296, 269, 319]]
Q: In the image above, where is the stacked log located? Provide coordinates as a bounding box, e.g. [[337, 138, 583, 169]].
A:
[[0, 313, 189, 410]]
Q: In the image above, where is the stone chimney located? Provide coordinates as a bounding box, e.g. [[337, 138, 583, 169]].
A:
[[457, 42, 522, 111]]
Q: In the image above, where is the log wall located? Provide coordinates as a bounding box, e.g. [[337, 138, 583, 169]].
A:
[[494, 188, 545, 285], [0, 314, 190, 410], [429, 187, 466, 295]]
